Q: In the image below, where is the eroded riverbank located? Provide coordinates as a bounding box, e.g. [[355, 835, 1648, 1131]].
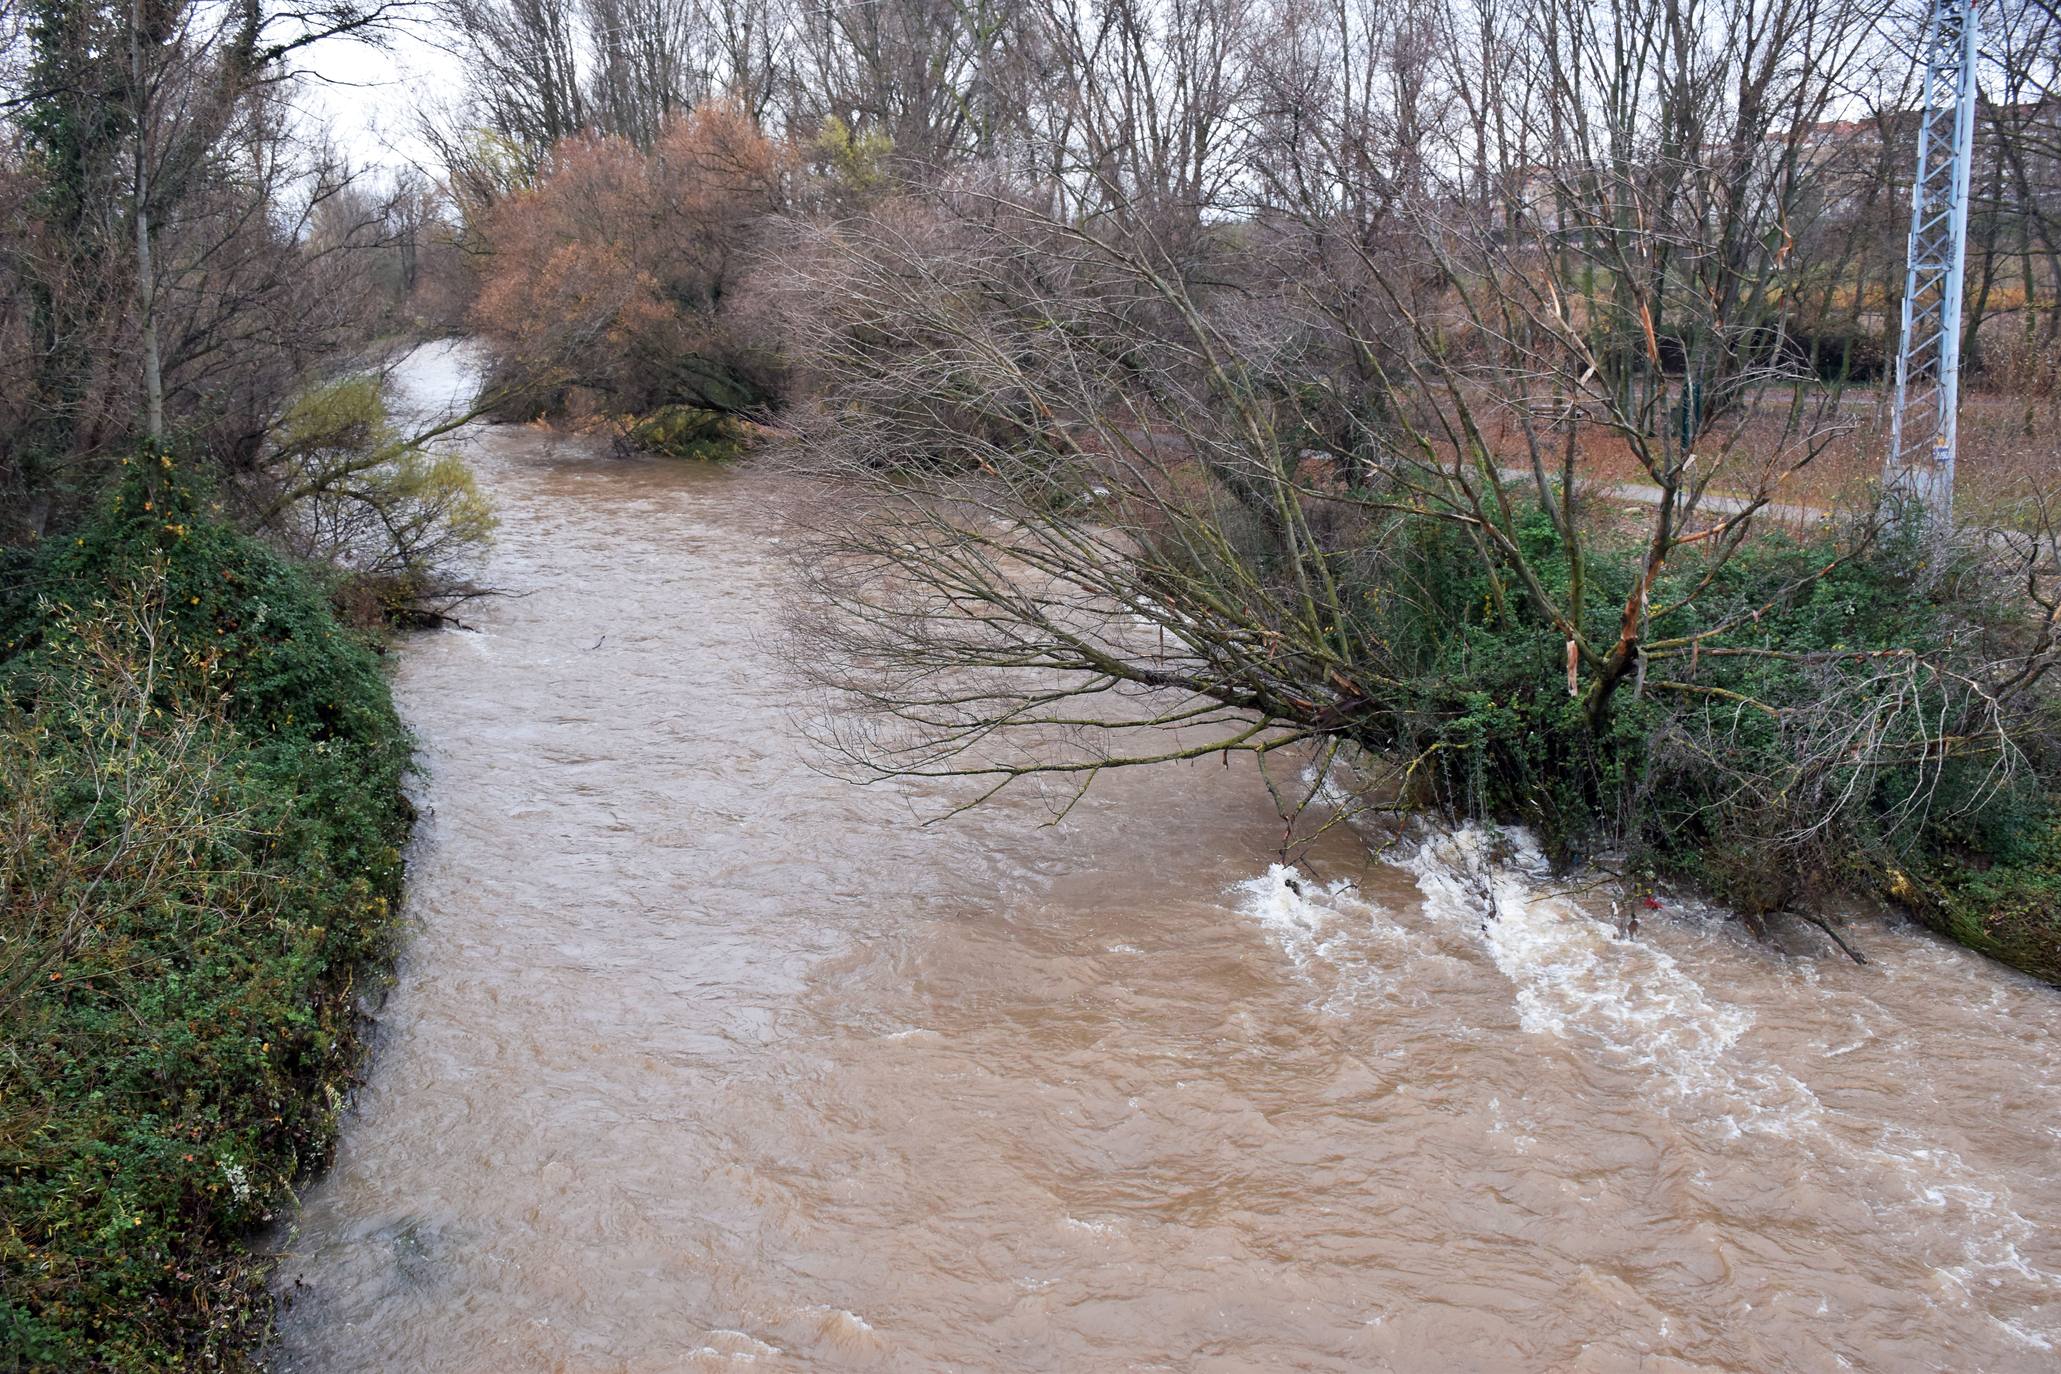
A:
[[269, 343, 2061, 1372]]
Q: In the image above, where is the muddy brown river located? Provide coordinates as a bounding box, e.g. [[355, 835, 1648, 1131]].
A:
[[270, 344, 2061, 1371]]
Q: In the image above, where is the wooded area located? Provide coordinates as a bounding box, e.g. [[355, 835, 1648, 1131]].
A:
[[3, 0, 2059, 941]]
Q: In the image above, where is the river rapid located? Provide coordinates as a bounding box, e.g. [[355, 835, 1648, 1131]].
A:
[[269, 343, 2061, 1372]]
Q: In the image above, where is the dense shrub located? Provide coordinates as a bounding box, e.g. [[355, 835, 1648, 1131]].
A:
[[0, 457, 412, 1370], [622, 405, 749, 461], [1353, 504, 2060, 976], [1902, 803, 2061, 982], [471, 104, 791, 426]]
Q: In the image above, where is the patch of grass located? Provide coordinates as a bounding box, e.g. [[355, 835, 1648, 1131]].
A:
[[0, 456, 412, 1370]]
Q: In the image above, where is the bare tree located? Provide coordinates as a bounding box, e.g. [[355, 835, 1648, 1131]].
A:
[[445, 0, 589, 154], [2, 1, 433, 529], [786, 0, 1017, 171], [773, 195, 1416, 817], [585, 0, 698, 143], [768, 0, 2056, 887]]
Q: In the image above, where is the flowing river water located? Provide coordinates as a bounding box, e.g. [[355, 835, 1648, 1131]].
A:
[[270, 343, 2061, 1372]]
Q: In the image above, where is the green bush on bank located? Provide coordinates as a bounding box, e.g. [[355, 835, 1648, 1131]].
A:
[[624, 404, 748, 461], [0, 457, 412, 1370], [1903, 805, 2061, 981], [1359, 504, 2061, 981]]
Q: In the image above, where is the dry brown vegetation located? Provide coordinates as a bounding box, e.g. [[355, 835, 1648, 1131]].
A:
[[468, 102, 792, 422]]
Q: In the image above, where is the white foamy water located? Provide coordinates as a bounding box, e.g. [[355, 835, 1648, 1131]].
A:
[[1402, 825, 1760, 1108], [1234, 863, 1350, 973], [1234, 863, 1413, 1013], [1237, 826, 1798, 1121], [1237, 820, 2061, 1342], [1443, 826, 2053, 1314]]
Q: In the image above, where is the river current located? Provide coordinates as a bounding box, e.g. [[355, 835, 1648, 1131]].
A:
[[269, 343, 2061, 1372]]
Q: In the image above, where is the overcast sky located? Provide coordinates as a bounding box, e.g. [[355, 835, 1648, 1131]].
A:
[[295, 24, 465, 176]]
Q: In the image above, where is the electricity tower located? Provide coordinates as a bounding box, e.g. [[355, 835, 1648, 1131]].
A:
[[1886, 0, 1981, 524]]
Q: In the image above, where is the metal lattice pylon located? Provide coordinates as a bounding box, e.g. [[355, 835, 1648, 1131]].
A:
[[1886, 0, 1981, 522]]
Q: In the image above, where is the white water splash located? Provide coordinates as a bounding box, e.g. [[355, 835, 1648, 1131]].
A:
[[1399, 825, 1760, 1112], [689, 1329, 783, 1365], [1993, 1315, 2056, 1352], [1061, 1215, 1124, 1238], [1234, 863, 1348, 974], [1397, 823, 2061, 1318], [806, 1306, 886, 1357], [1232, 864, 1413, 1014]]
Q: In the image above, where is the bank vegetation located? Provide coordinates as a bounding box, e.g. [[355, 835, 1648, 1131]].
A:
[[2, 1, 489, 1367]]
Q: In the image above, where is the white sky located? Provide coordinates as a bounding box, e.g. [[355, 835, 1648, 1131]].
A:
[[293, 23, 467, 177]]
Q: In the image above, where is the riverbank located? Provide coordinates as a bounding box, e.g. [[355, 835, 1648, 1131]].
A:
[[0, 459, 412, 1371]]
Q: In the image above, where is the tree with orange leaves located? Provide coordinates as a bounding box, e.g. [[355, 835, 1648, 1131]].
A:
[[470, 102, 794, 425]]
